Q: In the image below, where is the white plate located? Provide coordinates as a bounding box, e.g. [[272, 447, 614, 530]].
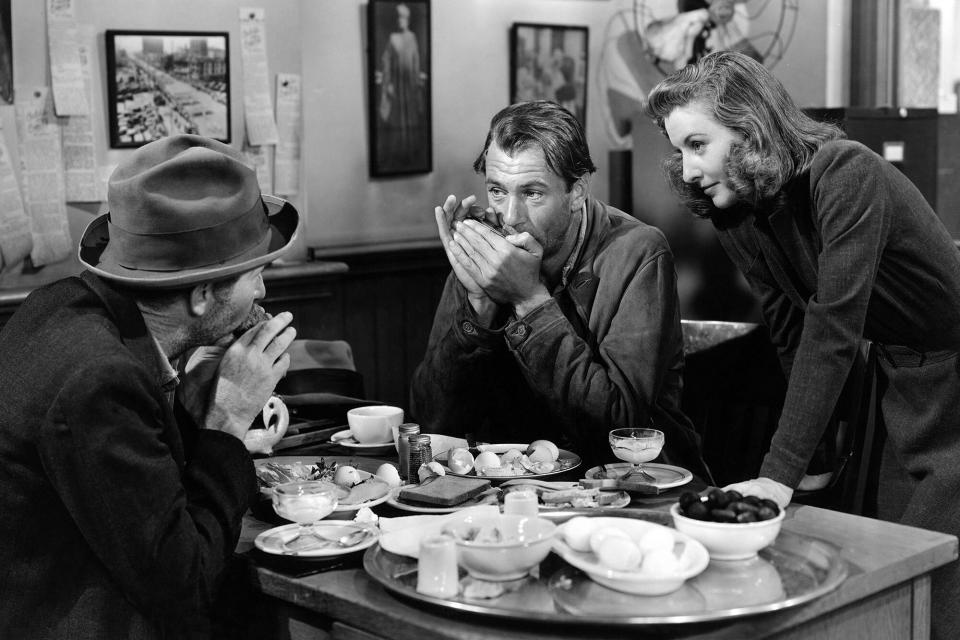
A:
[[254, 521, 380, 558], [331, 429, 396, 454], [539, 490, 631, 510], [552, 517, 709, 595], [435, 443, 581, 481], [583, 462, 693, 491], [254, 456, 393, 512], [385, 486, 501, 514], [334, 471, 392, 513]]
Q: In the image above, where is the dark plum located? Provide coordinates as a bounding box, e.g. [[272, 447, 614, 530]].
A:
[[679, 491, 701, 509], [677, 490, 780, 523]]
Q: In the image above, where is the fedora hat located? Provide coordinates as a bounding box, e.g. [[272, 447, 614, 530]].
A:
[[79, 134, 299, 288]]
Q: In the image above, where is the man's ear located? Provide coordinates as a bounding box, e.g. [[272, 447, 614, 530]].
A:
[[188, 282, 214, 317], [569, 174, 588, 211]]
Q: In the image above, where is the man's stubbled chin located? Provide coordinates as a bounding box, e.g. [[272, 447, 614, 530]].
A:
[[232, 304, 270, 339]]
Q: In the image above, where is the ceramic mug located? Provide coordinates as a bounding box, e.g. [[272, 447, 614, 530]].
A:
[[347, 405, 404, 444]]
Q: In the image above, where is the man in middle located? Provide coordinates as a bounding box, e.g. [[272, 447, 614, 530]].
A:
[[410, 100, 710, 481]]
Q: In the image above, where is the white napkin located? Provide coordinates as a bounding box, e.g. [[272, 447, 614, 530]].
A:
[[379, 505, 499, 558], [425, 434, 468, 456]]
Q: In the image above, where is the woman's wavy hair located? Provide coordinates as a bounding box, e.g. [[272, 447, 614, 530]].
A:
[[473, 100, 596, 190], [644, 51, 844, 218]]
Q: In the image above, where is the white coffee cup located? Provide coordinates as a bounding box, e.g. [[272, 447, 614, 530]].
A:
[[347, 405, 404, 444]]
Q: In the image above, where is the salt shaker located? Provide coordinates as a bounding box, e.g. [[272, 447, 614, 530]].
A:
[[397, 423, 420, 482], [417, 534, 459, 598]]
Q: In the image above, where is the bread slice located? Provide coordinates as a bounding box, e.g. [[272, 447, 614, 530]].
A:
[[398, 475, 492, 507]]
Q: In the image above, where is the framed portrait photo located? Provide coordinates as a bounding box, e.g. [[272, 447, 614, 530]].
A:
[[510, 23, 588, 126], [105, 30, 230, 148], [367, 0, 432, 177]]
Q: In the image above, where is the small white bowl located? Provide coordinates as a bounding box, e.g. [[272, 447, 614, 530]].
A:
[[669, 503, 785, 560], [347, 405, 403, 444], [441, 512, 556, 581]]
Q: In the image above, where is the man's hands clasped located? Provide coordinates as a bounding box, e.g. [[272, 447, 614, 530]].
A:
[[435, 194, 550, 323], [204, 311, 297, 441]]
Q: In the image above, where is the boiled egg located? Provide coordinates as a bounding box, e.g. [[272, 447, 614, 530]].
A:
[[334, 465, 362, 487], [375, 463, 402, 487], [447, 447, 475, 474], [562, 516, 596, 552], [588, 526, 630, 555], [637, 527, 675, 554], [641, 548, 682, 576], [593, 529, 642, 570], [500, 448, 525, 465], [417, 460, 446, 483], [473, 450, 502, 474], [526, 439, 559, 463]]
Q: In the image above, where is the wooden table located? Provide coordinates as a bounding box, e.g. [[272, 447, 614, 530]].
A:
[[235, 493, 957, 640]]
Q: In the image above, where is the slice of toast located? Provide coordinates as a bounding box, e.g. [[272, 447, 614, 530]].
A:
[[398, 475, 492, 507]]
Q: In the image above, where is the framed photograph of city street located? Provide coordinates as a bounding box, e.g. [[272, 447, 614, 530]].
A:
[[510, 23, 588, 126], [367, 0, 432, 176], [105, 30, 230, 148]]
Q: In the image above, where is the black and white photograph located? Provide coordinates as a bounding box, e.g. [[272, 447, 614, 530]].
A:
[[510, 23, 588, 126], [367, 0, 431, 176], [105, 30, 230, 148]]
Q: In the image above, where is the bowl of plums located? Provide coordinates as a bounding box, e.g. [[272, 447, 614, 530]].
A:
[[670, 488, 785, 561]]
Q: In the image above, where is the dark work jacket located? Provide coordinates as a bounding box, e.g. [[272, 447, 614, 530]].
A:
[[713, 140, 960, 487], [0, 271, 258, 639], [410, 197, 708, 479]]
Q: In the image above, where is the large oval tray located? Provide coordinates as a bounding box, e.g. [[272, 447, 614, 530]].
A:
[[362, 509, 847, 626]]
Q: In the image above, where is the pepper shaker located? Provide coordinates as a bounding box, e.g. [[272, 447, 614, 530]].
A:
[[408, 434, 433, 482], [397, 423, 420, 482]]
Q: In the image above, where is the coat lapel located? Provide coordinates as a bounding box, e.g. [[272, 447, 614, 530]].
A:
[[752, 178, 820, 307]]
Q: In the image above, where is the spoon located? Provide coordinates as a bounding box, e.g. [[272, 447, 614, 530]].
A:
[[282, 528, 373, 555]]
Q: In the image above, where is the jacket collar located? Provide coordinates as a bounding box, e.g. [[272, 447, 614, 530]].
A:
[[79, 270, 170, 390]]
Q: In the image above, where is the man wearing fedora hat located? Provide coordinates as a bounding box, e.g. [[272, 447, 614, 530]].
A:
[[0, 135, 299, 638]]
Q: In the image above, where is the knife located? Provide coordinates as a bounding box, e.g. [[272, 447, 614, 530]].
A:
[[579, 477, 662, 495], [501, 479, 579, 491]]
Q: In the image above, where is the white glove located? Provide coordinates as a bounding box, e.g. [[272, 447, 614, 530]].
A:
[[722, 477, 793, 509]]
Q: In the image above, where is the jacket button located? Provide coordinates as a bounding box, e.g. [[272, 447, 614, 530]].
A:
[[461, 321, 477, 335], [514, 324, 527, 337]]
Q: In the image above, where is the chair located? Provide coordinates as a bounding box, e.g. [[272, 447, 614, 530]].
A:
[[681, 320, 786, 487], [792, 341, 878, 515], [274, 338, 372, 426]]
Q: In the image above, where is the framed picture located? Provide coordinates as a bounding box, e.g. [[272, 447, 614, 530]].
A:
[[367, 0, 432, 176], [105, 30, 230, 148], [510, 23, 588, 126]]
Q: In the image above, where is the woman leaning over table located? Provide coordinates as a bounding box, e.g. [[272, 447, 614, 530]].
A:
[[644, 50, 960, 639]]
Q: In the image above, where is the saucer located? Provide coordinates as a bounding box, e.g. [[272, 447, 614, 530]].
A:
[[584, 463, 693, 490], [331, 429, 396, 454], [254, 521, 379, 558]]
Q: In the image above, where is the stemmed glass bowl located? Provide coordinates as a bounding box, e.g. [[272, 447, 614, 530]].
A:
[[271, 480, 347, 551], [608, 428, 665, 482]]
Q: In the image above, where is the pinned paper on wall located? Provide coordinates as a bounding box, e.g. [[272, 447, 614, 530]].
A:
[[45, 0, 89, 116], [239, 8, 279, 146], [62, 24, 98, 202], [0, 122, 33, 269], [274, 73, 301, 196], [16, 87, 71, 267], [244, 143, 274, 195]]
